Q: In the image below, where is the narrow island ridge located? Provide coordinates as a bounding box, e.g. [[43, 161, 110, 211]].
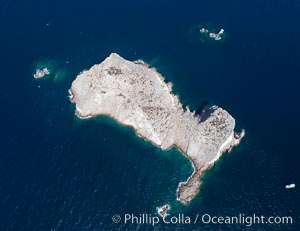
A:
[[69, 53, 245, 204]]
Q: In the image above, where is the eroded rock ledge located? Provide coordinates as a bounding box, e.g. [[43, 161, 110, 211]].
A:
[[70, 53, 244, 204]]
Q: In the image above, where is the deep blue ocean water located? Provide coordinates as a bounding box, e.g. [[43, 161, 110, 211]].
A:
[[0, 0, 300, 230]]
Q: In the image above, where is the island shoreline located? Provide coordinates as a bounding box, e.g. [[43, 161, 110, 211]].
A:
[[69, 55, 245, 205]]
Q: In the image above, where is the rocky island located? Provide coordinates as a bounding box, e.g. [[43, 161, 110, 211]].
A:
[[33, 67, 50, 79], [157, 204, 171, 218], [70, 53, 244, 204]]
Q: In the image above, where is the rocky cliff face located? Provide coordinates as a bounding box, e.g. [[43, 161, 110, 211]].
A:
[[70, 53, 243, 204]]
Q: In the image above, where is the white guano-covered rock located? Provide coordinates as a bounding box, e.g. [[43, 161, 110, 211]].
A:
[[70, 53, 244, 204]]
